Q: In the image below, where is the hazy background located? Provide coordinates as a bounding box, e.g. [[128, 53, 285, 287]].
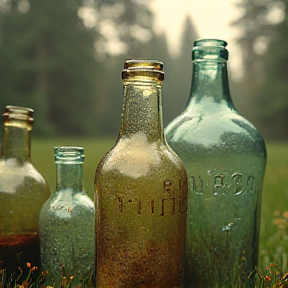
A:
[[0, 0, 286, 141]]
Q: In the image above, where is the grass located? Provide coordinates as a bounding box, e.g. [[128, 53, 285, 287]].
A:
[[259, 142, 288, 274], [30, 138, 288, 285]]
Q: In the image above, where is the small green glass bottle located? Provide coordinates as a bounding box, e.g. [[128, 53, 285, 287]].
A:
[[0, 105, 50, 279], [95, 60, 188, 288], [39, 146, 95, 287], [165, 39, 267, 288]]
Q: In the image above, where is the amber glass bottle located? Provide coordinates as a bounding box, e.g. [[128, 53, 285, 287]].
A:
[[0, 106, 50, 279], [95, 60, 188, 288], [165, 39, 267, 288]]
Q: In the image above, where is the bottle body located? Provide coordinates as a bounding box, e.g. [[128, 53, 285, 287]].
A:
[[96, 139, 187, 288], [166, 111, 266, 288], [0, 106, 50, 279], [39, 189, 95, 286], [39, 147, 95, 287], [95, 60, 188, 288], [165, 40, 267, 288]]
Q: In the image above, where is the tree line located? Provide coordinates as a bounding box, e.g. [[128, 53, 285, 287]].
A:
[[0, 0, 287, 140], [232, 0, 288, 140]]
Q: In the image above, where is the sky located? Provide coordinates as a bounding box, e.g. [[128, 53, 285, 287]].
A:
[[148, 0, 241, 69]]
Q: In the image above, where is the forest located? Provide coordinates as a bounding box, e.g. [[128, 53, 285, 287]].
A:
[[0, 0, 287, 140]]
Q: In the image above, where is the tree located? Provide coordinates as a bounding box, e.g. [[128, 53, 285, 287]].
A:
[[0, 0, 100, 136], [169, 15, 198, 122], [232, 0, 288, 139], [256, 0, 288, 139], [0, 0, 197, 137], [92, 0, 166, 135], [93, 0, 155, 59]]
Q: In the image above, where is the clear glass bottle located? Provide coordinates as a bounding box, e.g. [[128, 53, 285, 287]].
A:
[[0, 105, 50, 280], [165, 39, 267, 288], [95, 60, 188, 288], [39, 146, 95, 288]]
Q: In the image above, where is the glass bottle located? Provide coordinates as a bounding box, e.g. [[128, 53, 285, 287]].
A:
[[39, 146, 95, 288], [95, 60, 188, 288], [0, 105, 50, 280], [165, 39, 267, 288]]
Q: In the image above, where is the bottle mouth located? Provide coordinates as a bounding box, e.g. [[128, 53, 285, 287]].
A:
[[3, 105, 34, 123], [122, 60, 164, 82], [192, 38, 229, 61], [55, 146, 85, 164]]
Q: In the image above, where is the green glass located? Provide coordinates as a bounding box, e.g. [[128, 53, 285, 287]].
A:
[[0, 106, 50, 280], [95, 60, 188, 288], [165, 39, 267, 288], [39, 146, 95, 287]]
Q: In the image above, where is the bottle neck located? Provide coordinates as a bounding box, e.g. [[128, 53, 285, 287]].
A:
[[119, 81, 164, 143], [56, 163, 84, 192], [1, 124, 31, 161], [186, 61, 235, 113]]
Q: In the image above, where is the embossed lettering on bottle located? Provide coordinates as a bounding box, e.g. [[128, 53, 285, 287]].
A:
[[115, 179, 187, 215], [189, 172, 256, 197]]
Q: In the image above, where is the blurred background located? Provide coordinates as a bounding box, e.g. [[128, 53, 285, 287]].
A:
[[0, 0, 285, 140], [0, 0, 288, 269]]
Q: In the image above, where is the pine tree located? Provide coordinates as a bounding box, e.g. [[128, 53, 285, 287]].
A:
[[164, 15, 198, 126], [92, 0, 162, 135], [256, 0, 288, 139], [0, 0, 100, 136], [232, 0, 288, 139]]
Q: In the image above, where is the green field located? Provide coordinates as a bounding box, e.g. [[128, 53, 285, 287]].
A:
[[258, 142, 288, 272], [31, 138, 288, 272]]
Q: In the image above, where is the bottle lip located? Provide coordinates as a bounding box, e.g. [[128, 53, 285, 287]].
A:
[[122, 59, 164, 82], [192, 38, 229, 61], [194, 39, 227, 48], [3, 105, 34, 123], [54, 146, 85, 164]]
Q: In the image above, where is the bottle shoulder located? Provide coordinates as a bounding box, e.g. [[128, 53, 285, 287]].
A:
[[0, 158, 49, 195], [40, 189, 95, 219], [96, 133, 187, 180], [0, 157, 46, 178], [165, 110, 266, 154]]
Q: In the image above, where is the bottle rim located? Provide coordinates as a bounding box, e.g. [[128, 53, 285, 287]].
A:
[[192, 38, 229, 61], [3, 105, 34, 123], [194, 39, 227, 48], [122, 59, 164, 81], [54, 146, 85, 164]]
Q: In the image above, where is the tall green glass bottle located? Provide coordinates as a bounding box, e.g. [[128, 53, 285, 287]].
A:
[[165, 39, 267, 288], [95, 60, 188, 288], [0, 106, 50, 280], [39, 146, 95, 288]]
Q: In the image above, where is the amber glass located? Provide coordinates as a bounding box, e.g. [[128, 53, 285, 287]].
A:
[[39, 146, 95, 288], [165, 39, 267, 288], [95, 60, 188, 288], [0, 106, 50, 279]]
